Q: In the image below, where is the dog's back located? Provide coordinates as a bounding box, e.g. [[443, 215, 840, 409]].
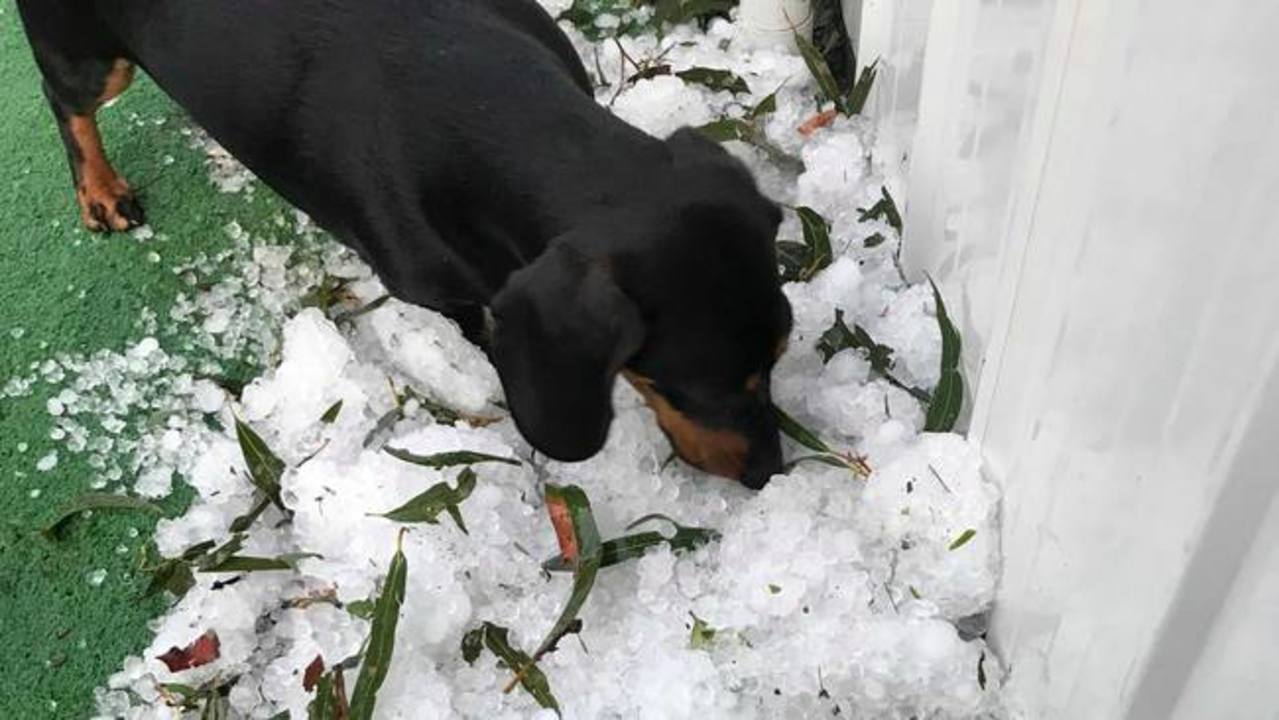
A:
[[85, 0, 660, 305]]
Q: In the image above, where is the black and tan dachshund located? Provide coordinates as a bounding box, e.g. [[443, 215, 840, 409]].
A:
[[16, 0, 793, 488]]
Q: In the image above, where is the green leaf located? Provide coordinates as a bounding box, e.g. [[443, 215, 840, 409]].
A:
[[694, 117, 751, 143], [748, 91, 779, 119], [926, 370, 963, 432], [816, 310, 933, 404], [654, 0, 735, 27], [320, 400, 344, 424], [689, 613, 717, 650], [542, 513, 721, 572], [461, 627, 485, 664], [923, 278, 964, 432], [234, 417, 288, 513], [778, 207, 834, 282], [533, 485, 603, 659], [194, 534, 247, 572], [857, 187, 904, 235], [481, 623, 560, 714], [307, 667, 348, 720], [346, 599, 376, 621], [373, 468, 477, 533], [383, 446, 520, 469], [348, 532, 408, 720], [774, 406, 873, 477], [332, 294, 391, 325], [199, 552, 321, 573], [815, 309, 857, 363], [41, 493, 163, 539], [180, 540, 217, 560], [144, 559, 196, 600], [228, 494, 272, 534], [796, 206, 833, 272], [845, 59, 880, 115], [783, 453, 855, 472], [863, 233, 887, 248], [200, 694, 230, 720], [299, 275, 351, 312], [776, 241, 811, 283], [948, 528, 977, 551], [773, 405, 833, 455], [795, 33, 846, 113], [767, 583, 782, 595], [675, 67, 750, 95]]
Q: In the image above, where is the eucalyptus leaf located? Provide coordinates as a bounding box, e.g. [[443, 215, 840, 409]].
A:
[[461, 627, 485, 664], [778, 207, 834, 282], [41, 493, 163, 539], [845, 59, 880, 115], [143, 558, 196, 600], [307, 666, 349, 720], [654, 0, 735, 27], [816, 311, 932, 403], [373, 468, 477, 533], [748, 91, 778, 119], [481, 622, 560, 714], [383, 446, 520, 469], [195, 535, 247, 572], [923, 278, 964, 432], [795, 33, 846, 113], [676, 67, 750, 95], [346, 599, 376, 621], [689, 613, 717, 650], [199, 552, 321, 573], [228, 494, 272, 534], [320, 400, 343, 424], [234, 417, 288, 513], [948, 529, 977, 551], [857, 186, 904, 235], [534, 485, 603, 659], [542, 513, 720, 572], [773, 405, 833, 455], [200, 694, 230, 720], [348, 532, 408, 720], [695, 117, 751, 142]]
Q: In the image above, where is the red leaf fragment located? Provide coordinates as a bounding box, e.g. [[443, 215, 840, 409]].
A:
[[303, 654, 325, 692], [546, 493, 578, 564], [156, 630, 221, 672], [798, 108, 839, 137]]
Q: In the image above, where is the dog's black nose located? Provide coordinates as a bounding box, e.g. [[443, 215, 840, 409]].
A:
[[739, 429, 783, 490]]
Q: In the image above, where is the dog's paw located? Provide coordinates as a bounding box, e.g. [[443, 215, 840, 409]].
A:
[[78, 176, 145, 233]]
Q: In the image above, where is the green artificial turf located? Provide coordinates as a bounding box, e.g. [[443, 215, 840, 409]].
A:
[[0, 5, 290, 716]]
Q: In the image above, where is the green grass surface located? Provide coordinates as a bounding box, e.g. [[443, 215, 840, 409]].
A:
[[0, 5, 288, 716]]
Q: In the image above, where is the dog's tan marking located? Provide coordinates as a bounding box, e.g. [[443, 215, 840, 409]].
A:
[[98, 59, 135, 107], [68, 115, 134, 232], [623, 371, 749, 480]]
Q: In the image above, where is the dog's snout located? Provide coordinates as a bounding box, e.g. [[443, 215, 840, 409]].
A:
[[738, 415, 783, 489]]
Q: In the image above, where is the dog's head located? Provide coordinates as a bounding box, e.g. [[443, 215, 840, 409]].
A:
[[491, 128, 792, 489]]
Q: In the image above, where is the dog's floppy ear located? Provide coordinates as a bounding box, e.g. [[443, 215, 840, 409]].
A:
[[490, 242, 644, 461]]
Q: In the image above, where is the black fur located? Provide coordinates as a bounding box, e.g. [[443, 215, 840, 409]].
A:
[[17, 0, 792, 487]]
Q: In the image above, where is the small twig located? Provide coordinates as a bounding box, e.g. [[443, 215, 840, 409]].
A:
[[928, 464, 953, 494]]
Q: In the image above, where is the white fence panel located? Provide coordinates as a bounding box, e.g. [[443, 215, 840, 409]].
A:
[[898, 0, 1279, 716]]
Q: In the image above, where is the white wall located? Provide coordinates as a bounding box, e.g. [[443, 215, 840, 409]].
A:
[[899, 0, 1279, 716], [841, 0, 934, 120]]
